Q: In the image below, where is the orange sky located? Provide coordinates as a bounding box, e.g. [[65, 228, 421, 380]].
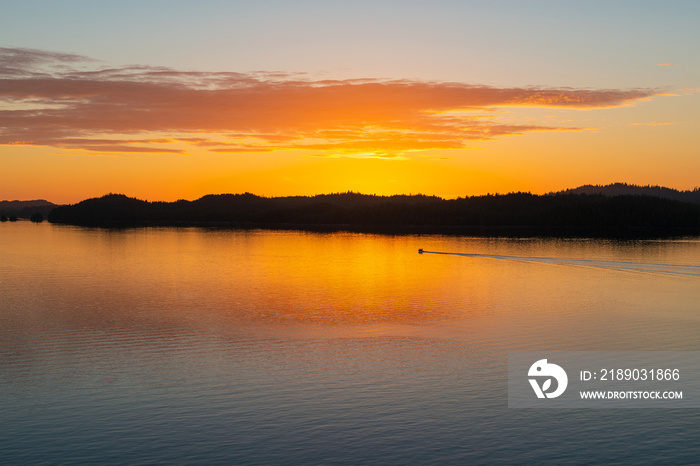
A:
[[1, 2, 699, 203]]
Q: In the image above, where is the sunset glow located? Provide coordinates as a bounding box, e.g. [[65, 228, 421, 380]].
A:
[[3, 3, 700, 463], [1, 2, 698, 203]]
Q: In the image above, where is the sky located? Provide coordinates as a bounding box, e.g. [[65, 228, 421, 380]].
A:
[[1, 0, 698, 203]]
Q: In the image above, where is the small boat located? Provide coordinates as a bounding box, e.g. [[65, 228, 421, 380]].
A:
[[418, 248, 424, 254]]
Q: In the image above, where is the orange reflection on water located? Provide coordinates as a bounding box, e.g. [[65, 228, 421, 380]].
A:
[[2, 223, 699, 346]]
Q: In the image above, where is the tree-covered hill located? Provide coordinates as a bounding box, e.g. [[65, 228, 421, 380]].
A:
[[47, 191, 700, 236], [0, 200, 57, 219], [553, 183, 700, 204]]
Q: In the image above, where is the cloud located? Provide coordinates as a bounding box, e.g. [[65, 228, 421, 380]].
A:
[[0, 47, 660, 157], [0, 47, 95, 77]]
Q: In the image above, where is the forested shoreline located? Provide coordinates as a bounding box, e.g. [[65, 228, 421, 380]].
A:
[[46, 191, 700, 237]]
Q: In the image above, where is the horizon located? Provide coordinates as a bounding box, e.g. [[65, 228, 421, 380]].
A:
[[4, 181, 700, 206], [2, 2, 699, 204]]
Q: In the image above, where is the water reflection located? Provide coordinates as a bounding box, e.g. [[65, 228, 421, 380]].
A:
[[1, 223, 700, 463], [1, 223, 699, 342]]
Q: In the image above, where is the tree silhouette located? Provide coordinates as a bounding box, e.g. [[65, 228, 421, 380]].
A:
[[47, 191, 700, 237]]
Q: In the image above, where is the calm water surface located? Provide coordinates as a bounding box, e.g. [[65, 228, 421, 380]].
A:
[[1, 222, 699, 464]]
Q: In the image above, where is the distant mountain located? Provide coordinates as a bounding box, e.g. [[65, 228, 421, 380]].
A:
[[0, 200, 58, 219], [552, 183, 700, 204], [48, 191, 700, 237]]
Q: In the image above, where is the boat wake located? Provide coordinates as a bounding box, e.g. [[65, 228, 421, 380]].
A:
[[418, 250, 700, 277]]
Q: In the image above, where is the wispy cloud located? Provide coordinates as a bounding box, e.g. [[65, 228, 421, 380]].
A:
[[0, 47, 661, 157], [0, 47, 95, 77]]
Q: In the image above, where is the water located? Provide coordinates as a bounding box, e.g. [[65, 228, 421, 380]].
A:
[[1, 222, 699, 464]]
